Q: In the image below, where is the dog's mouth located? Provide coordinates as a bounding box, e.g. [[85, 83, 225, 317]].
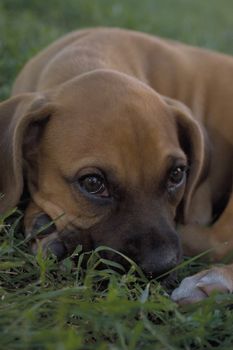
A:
[[69, 246, 180, 290], [29, 213, 182, 285], [33, 231, 180, 289]]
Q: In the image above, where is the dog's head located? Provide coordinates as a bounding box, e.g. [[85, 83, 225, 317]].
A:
[[0, 70, 205, 277]]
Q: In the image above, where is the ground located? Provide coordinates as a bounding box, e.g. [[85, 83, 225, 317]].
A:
[[1, 1, 233, 349]]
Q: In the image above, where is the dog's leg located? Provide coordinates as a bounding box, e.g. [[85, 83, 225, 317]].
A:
[[24, 201, 68, 259], [171, 264, 233, 305], [173, 194, 233, 304], [179, 193, 233, 260]]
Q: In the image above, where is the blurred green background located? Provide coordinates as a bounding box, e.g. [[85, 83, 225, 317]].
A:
[[0, 0, 233, 100]]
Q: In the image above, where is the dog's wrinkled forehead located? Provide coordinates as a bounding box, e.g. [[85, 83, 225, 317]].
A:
[[41, 70, 182, 183]]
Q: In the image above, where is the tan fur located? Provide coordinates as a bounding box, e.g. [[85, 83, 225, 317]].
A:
[[1, 28, 233, 302]]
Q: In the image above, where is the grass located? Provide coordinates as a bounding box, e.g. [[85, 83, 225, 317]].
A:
[[1, 0, 233, 349], [2, 210, 233, 350]]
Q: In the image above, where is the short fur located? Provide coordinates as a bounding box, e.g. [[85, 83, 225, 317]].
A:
[[1, 28, 233, 303]]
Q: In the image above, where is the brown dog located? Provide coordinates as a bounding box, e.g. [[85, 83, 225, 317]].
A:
[[1, 28, 233, 304]]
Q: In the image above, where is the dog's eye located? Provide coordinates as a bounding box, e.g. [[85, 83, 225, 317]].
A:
[[167, 166, 186, 190], [78, 174, 108, 196]]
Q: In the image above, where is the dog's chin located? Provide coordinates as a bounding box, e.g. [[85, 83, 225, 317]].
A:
[[32, 219, 180, 289], [43, 235, 178, 291], [47, 237, 178, 284]]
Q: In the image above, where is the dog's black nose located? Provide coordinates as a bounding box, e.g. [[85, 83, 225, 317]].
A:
[[141, 251, 179, 279]]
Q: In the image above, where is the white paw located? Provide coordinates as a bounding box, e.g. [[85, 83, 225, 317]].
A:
[[171, 267, 233, 305]]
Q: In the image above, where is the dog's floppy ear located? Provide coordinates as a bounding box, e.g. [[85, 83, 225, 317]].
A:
[[164, 97, 206, 223], [0, 93, 53, 214]]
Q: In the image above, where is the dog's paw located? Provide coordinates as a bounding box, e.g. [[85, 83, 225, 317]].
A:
[[171, 267, 233, 305]]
